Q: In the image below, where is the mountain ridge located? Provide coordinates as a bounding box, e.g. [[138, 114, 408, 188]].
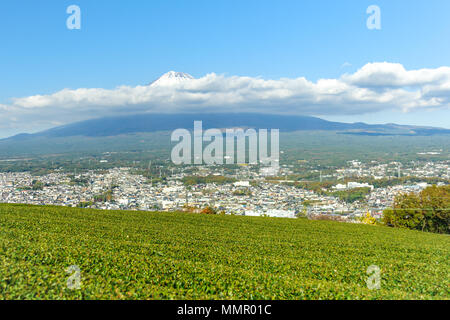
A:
[[4, 113, 450, 141]]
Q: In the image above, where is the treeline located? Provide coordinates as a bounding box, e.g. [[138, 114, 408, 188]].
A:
[[383, 185, 449, 234], [68, 176, 90, 186], [294, 181, 370, 203], [360, 176, 449, 188], [295, 181, 335, 193], [182, 175, 236, 186], [233, 189, 252, 196], [17, 180, 47, 191], [327, 187, 371, 203], [93, 189, 114, 203]]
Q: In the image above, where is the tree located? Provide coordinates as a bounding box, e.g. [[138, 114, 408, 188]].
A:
[[383, 185, 449, 234], [362, 212, 377, 225], [31, 180, 44, 191], [201, 206, 217, 215]]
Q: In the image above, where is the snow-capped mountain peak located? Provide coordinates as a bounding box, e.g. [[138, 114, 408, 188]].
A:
[[150, 71, 195, 86]]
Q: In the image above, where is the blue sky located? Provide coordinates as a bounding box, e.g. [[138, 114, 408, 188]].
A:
[[1, 0, 450, 136]]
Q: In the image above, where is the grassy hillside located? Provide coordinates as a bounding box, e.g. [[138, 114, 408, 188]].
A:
[[0, 204, 448, 300]]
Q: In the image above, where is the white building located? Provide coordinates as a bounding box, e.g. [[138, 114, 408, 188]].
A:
[[234, 181, 250, 187]]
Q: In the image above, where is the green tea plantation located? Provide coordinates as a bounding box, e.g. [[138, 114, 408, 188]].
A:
[[0, 204, 448, 299]]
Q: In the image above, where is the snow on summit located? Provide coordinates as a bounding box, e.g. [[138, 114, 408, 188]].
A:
[[150, 71, 195, 87]]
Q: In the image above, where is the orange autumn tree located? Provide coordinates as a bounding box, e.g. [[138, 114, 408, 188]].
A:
[[201, 206, 217, 215]]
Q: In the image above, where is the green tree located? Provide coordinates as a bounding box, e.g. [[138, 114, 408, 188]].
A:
[[31, 180, 44, 191], [383, 185, 449, 234]]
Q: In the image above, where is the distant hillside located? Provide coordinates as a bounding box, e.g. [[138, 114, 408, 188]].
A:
[[4, 113, 450, 140]]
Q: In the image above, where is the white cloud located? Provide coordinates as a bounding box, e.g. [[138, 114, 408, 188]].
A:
[[341, 62, 352, 69], [1, 62, 450, 136], [343, 62, 450, 88]]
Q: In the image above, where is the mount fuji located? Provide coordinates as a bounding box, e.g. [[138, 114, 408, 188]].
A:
[[2, 70, 450, 141], [149, 71, 195, 87]]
